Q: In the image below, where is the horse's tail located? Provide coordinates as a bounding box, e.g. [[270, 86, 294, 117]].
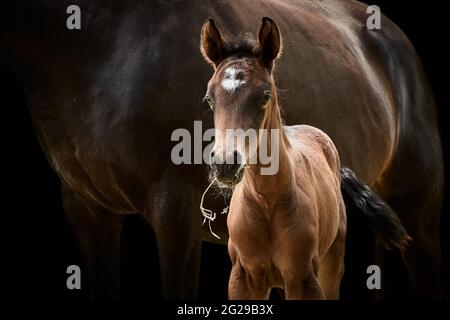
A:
[[340, 167, 411, 251]]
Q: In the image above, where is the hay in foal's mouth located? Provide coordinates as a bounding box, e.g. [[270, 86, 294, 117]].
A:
[[200, 175, 232, 240]]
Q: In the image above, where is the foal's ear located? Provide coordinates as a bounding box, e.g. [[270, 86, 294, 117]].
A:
[[200, 18, 225, 67], [258, 17, 282, 67]]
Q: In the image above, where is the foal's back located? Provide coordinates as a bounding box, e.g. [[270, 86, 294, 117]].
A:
[[285, 125, 341, 175]]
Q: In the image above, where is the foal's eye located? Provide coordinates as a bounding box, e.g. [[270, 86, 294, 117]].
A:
[[203, 94, 214, 110], [260, 91, 272, 108]]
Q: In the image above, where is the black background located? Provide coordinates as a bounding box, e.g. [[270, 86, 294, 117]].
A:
[[0, 1, 448, 300]]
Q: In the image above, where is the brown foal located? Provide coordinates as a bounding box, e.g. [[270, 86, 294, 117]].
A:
[[201, 17, 346, 299], [226, 120, 347, 300]]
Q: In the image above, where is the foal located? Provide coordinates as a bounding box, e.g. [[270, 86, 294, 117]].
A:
[[201, 18, 346, 299]]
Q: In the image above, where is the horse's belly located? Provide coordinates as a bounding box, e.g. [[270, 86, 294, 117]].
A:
[[44, 135, 160, 214]]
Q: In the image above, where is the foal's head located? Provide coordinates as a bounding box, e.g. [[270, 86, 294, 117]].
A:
[[201, 17, 282, 187]]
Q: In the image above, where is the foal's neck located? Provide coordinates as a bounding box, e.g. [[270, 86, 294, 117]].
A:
[[242, 91, 294, 206]]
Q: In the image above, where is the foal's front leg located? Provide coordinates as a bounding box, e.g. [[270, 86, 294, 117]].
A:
[[228, 243, 270, 300], [285, 273, 325, 300], [284, 258, 325, 300]]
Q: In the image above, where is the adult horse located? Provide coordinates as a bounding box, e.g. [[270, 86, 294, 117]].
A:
[[1, 0, 444, 298]]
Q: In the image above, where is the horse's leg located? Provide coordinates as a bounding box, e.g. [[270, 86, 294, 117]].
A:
[[397, 197, 443, 298], [284, 273, 325, 300], [228, 263, 251, 300], [61, 185, 124, 299], [147, 172, 202, 299], [318, 227, 346, 299], [228, 263, 270, 300], [378, 139, 444, 298], [228, 243, 270, 300], [281, 257, 325, 300]]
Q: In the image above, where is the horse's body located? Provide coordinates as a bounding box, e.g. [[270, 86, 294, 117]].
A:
[[1, 0, 444, 298]]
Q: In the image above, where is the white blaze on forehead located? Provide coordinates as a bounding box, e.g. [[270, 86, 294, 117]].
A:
[[221, 66, 246, 93]]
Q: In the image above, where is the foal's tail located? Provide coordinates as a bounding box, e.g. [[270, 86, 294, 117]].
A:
[[340, 167, 411, 251]]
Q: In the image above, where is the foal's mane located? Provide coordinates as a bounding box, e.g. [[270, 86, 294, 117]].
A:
[[220, 33, 261, 60]]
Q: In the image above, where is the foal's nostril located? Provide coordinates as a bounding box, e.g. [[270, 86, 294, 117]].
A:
[[212, 151, 243, 182], [224, 151, 242, 176], [233, 151, 242, 166]]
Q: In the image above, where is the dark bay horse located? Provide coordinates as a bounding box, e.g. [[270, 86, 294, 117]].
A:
[[0, 0, 444, 298], [202, 17, 409, 299]]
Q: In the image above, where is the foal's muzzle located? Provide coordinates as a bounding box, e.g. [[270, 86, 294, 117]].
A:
[[210, 150, 244, 188]]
